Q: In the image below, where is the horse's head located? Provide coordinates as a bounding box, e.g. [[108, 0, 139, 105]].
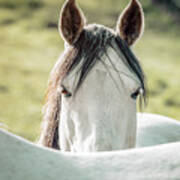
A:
[[42, 0, 146, 152]]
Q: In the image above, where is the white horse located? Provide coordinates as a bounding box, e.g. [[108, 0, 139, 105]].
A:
[[1, 129, 180, 180], [1, 0, 180, 178], [38, 0, 180, 152]]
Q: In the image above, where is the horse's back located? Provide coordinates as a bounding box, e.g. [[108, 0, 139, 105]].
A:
[[137, 113, 180, 147], [0, 128, 180, 180]]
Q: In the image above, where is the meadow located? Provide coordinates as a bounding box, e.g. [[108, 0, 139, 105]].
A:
[[0, 0, 179, 141]]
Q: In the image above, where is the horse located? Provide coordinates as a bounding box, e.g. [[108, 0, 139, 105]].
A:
[[38, 0, 180, 152]]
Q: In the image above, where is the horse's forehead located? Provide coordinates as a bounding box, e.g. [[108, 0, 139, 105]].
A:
[[62, 46, 140, 94]]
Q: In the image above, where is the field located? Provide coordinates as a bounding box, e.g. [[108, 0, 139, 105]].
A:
[[0, 0, 179, 141]]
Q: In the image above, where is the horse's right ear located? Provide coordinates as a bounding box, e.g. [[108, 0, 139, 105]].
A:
[[59, 0, 86, 45]]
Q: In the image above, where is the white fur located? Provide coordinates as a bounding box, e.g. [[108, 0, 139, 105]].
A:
[[1, 115, 180, 180], [59, 47, 142, 152], [137, 113, 180, 147]]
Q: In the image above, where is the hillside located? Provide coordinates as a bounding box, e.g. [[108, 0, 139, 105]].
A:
[[0, 0, 179, 141]]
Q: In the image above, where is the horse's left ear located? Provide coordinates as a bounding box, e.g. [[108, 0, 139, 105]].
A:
[[59, 0, 86, 45], [116, 0, 144, 46]]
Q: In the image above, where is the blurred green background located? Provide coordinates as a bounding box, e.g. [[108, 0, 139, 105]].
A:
[[0, 0, 179, 141]]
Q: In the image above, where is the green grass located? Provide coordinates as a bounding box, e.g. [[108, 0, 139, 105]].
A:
[[0, 0, 179, 141]]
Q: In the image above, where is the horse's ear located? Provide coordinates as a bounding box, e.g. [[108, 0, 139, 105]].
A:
[[116, 0, 144, 46], [59, 0, 86, 45]]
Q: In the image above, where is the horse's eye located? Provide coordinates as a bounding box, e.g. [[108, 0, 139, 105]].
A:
[[131, 88, 140, 100], [61, 87, 72, 98]]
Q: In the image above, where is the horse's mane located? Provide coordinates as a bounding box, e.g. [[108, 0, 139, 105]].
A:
[[39, 24, 146, 149], [39, 48, 77, 149]]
